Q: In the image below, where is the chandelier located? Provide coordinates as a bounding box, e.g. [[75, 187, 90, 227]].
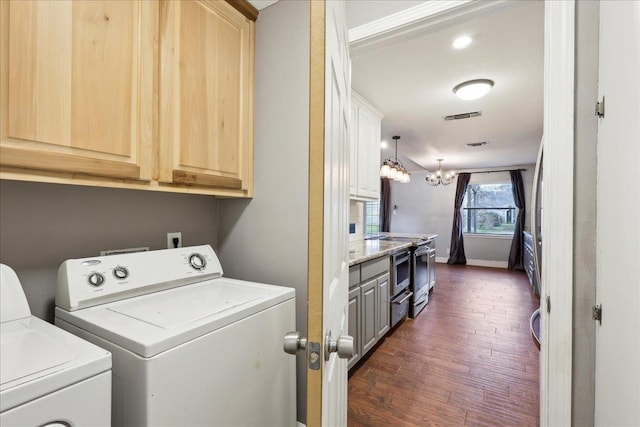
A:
[[380, 136, 410, 183], [426, 159, 455, 186]]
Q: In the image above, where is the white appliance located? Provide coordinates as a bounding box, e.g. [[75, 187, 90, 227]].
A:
[[0, 264, 111, 427], [54, 245, 296, 427]]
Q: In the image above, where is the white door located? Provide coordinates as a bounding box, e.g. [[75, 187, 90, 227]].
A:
[[307, 0, 351, 425], [594, 1, 640, 425]]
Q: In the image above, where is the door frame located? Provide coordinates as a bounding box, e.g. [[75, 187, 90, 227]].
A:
[[329, 1, 577, 425], [307, 0, 326, 424], [540, 1, 574, 425]]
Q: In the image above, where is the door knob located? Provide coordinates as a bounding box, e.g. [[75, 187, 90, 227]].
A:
[[283, 331, 307, 355], [325, 331, 354, 360]]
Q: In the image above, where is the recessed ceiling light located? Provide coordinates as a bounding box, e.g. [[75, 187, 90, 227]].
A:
[[381, 141, 388, 149], [453, 79, 494, 100], [452, 35, 472, 50]]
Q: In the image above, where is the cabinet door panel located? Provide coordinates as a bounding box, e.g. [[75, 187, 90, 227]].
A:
[[361, 279, 377, 354], [356, 108, 373, 197], [347, 287, 361, 369], [376, 273, 390, 338], [349, 104, 358, 195], [1, 0, 154, 180], [159, 0, 253, 192], [368, 119, 381, 198]]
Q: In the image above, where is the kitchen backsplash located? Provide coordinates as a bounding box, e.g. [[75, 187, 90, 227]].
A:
[[349, 200, 364, 241]]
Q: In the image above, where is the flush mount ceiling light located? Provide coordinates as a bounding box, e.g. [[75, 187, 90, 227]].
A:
[[380, 140, 388, 149], [453, 79, 494, 100], [452, 35, 472, 49], [380, 136, 410, 183], [426, 159, 455, 186]]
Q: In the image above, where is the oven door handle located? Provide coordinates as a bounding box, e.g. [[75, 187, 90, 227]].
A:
[[392, 291, 413, 305], [394, 252, 410, 265], [414, 248, 429, 257]]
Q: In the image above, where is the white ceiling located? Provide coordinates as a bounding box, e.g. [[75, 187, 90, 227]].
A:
[[348, 1, 544, 173], [249, 1, 543, 172], [248, 0, 279, 11]]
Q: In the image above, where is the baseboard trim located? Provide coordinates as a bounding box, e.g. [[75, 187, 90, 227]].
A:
[[435, 256, 508, 269]]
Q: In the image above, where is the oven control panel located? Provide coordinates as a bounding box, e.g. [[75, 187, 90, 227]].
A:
[[56, 245, 223, 311]]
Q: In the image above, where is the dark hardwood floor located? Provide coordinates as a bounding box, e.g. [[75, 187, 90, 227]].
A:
[[348, 264, 540, 426]]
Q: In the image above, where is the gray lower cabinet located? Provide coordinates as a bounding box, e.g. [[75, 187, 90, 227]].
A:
[[361, 278, 377, 354], [348, 257, 391, 370], [376, 273, 390, 338], [347, 287, 361, 369]]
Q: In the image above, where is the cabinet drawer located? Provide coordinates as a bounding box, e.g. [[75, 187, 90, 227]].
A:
[[361, 256, 389, 282], [349, 265, 361, 288]]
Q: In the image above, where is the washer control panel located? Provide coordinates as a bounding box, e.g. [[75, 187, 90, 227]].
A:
[[113, 266, 129, 280], [189, 253, 207, 271], [56, 245, 223, 311], [87, 272, 105, 287]]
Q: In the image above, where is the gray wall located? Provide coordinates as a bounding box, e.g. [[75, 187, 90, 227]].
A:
[[572, 0, 599, 424], [0, 180, 218, 321], [216, 1, 310, 423], [389, 166, 535, 265]]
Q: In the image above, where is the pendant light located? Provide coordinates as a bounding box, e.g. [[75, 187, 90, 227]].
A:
[[380, 136, 410, 183], [426, 159, 455, 186]]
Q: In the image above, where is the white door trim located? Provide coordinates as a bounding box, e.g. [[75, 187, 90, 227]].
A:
[[541, 1, 575, 425], [347, 1, 577, 425]]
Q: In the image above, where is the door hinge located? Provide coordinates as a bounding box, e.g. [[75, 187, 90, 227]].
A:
[[595, 96, 605, 118], [592, 304, 602, 324], [546, 295, 551, 313]]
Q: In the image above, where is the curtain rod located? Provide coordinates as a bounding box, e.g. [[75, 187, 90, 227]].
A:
[[454, 167, 527, 174]]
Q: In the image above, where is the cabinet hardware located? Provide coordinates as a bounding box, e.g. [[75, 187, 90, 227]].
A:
[[595, 96, 605, 118], [592, 304, 602, 324]]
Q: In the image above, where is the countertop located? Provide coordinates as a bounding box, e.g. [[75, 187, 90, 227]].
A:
[[349, 233, 438, 266]]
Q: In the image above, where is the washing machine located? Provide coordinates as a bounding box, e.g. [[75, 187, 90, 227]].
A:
[[0, 264, 111, 427], [54, 245, 296, 427]]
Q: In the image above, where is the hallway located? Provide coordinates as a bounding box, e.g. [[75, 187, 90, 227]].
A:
[[348, 264, 540, 426]]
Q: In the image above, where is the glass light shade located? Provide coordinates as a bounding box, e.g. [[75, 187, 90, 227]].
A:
[[387, 166, 398, 180], [380, 162, 391, 177], [453, 79, 494, 100]]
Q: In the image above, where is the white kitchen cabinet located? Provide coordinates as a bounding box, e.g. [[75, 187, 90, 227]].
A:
[[350, 91, 383, 200]]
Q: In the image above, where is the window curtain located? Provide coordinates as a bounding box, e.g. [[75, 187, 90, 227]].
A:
[[380, 178, 391, 232], [447, 173, 471, 265], [508, 170, 526, 270]]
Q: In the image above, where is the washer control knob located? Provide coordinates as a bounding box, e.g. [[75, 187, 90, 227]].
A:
[[87, 272, 105, 287], [189, 253, 207, 271], [113, 266, 129, 280]]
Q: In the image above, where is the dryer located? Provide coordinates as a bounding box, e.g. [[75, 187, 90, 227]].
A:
[[0, 264, 111, 427], [54, 245, 296, 427]]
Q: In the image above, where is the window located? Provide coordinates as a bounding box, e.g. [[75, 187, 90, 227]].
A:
[[462, 183, 516, 235], [364, 201, 380, 234]]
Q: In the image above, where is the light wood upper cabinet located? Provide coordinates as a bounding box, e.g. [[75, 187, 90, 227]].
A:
[[159, 0, 254, 193], [0, 0, 155, 181], [1, 0, 255, 197]]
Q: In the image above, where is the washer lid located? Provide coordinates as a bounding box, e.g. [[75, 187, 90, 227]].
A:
[[0, 316, 111, 413], [1, 264, 31, 323], [55, 277, 295, 358], [108, 281, 268, 329], [0, 324, 73, 384]]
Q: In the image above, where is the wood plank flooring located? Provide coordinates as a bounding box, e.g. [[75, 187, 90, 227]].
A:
[[348, 264, 540, 426]]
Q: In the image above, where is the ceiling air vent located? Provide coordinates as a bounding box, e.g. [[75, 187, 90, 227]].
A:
[[444, 111, 481, 121], [466, 141, 490, 147]]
